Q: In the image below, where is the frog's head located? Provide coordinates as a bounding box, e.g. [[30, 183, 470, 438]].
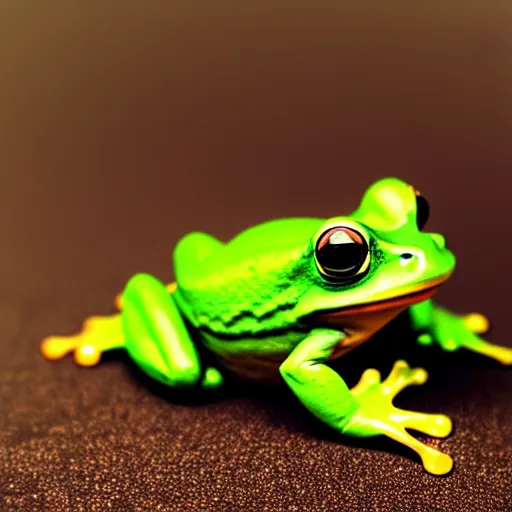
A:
[[296, 177, 456, 320]]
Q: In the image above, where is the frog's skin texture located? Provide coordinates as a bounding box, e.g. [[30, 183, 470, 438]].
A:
[[41, 177, 512, 476]]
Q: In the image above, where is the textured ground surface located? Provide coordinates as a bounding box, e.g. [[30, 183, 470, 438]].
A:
[[1, 2, 511, 511]]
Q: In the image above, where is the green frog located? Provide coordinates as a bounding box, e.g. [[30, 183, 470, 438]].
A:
[[41, 177, 511, 476]]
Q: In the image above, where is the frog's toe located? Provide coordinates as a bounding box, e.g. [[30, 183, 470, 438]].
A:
[[463, 313, 490, 334], [41, 333, 104, 367], [440, 338, 458, 352], [201, 367, 224, 390], [381, 422, 453, 475], [488, 344, 512, 366], [41, 335, 80, 361], [424, 450, 454, 476], [74, 344, 102, 366], [503, 349, 512, 365], [381, 360, 428, 397], [417, 333, 434, 346], [454, 332, 512, 365], [394, 409, 453, 438], [351, 368, 381, 394], [42, 314, 123, 367]]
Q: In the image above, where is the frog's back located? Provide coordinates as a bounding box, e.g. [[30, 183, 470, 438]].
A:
[[174, 217, 323, 285], [227, 217, 323, 254], [172, 218, 323, 335]]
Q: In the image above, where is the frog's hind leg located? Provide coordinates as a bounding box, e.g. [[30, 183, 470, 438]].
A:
[[41, 314, 124, 366], [115, 282, 176, 311], [120, 273, 223, 390], [42, 273, 223, 390]]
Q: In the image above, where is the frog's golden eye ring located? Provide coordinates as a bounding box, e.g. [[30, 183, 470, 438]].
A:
[[410, 186, 430, 230], [315, 226, 370, 281]]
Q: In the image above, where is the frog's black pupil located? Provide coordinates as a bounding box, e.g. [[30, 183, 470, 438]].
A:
[[316, 228, 368, 279], [416, 194, 430, 230]]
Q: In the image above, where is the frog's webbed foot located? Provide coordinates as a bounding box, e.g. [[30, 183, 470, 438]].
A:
[[416, 307, 512, 365], [344, 360, 453, 476], [41, 314, 123, 367]]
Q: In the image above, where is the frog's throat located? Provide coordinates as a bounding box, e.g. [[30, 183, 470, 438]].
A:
[[307, 273, 450, 323]]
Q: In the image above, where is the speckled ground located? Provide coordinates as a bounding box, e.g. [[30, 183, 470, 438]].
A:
[[0, 287, 510, 511]]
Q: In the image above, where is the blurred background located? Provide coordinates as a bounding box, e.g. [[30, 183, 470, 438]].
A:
[[0, 2, 511, 510], [1, 2, 511, 310]]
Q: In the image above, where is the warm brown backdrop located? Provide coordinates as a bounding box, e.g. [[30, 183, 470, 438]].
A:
[[0, 2, 511, 511]]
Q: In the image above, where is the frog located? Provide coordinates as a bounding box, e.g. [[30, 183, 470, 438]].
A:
[[41, 177, 512, 476]]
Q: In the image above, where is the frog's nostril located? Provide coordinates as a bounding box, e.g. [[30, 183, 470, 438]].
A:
[[400, 253, 414, 266]]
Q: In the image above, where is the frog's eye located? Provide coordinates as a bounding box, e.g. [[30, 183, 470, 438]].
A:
[[315, 227, 370, 281], [412, 187, 430, 230]]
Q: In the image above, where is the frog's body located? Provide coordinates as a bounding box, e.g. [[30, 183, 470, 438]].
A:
[[41, 178, 512, 476], [172, 218, 441, 382]]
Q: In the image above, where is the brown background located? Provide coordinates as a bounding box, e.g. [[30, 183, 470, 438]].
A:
[[1, 2, 511, 511]]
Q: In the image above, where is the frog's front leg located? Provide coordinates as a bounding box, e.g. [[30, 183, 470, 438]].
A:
[[42, 274, 223, 390], [280, 329, 453, 475], [409, 299, 512, 365]]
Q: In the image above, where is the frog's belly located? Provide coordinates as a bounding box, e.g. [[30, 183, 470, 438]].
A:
[[203, 316, 389, 382], [216, 352, 290, 383], [199, 314, 391, 383], [200, 330, 305, 383]]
